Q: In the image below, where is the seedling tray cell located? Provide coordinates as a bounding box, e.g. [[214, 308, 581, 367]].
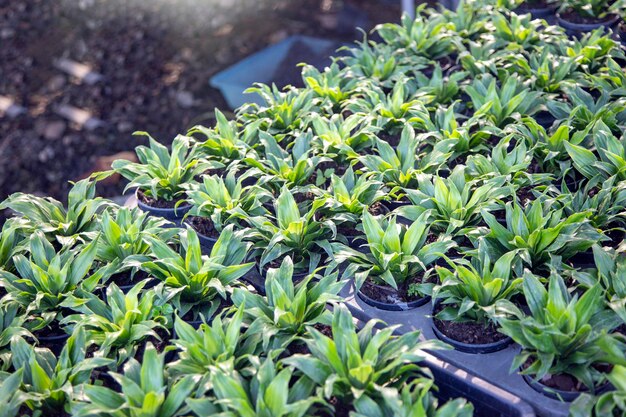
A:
[[342, 283, 569, 417]]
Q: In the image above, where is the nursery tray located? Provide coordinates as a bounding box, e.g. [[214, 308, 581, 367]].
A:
[[210, 35, 343, 109], [342, 283, 565, 417]]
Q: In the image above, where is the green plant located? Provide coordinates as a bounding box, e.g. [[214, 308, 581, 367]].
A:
[[415, 65, 467, 106], [494, 272, 614, 390], [0, 179, 111, 246], [0, 369, 27, 417], [243, 131, 329, 191], [319, 168, 386, 228], [0, 303, 31, 371], [111, 133, 211, 202], [399, 165, 509, 235], [168, 306, 255, 380], [11, 328, 112, 416], [359, 125, 454, 190], [578, 245, 626, 326], [310, 113, 376, 162], [284, 304, 445, 402], [302, 62, 359, 113], [570, 365, 626, 417], [239, 84, 314, 137], [185, 172, 271, 233], [465, 136, 537, 181], [565, 121, 626, 182], [62, 282, 170, 363], [0, 232, 111, 331], [376, 8, 460, 60], [138, 226, 253, 320], [352, 378, 474, 417], [465, 74, 544, 128], [244, 187, 334, 273], [187, 356, 324, 417], [341, 40, 409, 88], [503, 49, 579, 94], [345, 80, 435, 138], [96, 207, 177, 274], [336, 211, 456, 296], [432, 247, 522, 324], [481, 199, 603, 271], [188, 108, 254, 165], [0, 218, 28, 272], [73, 343, 197, 417], [547, 87, 626, 135], [232, 257, 344, 350], [555, 176, 626, 231]]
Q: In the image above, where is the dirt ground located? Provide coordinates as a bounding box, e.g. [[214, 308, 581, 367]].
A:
[[0, 0, 402, 204]]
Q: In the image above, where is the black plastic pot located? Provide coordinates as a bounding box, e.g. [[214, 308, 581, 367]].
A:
[[184, 220, 218, 253], [135, 189, 191, 225], [357, 283, 430, 311], [382, 199, 411, 212], [556, 12, 620, 36], [244, 265, 310, 295], [36, 330, 70, 355], [431, 316, 513, 354], [516, 2, 559, 19], [342, 281, 565, 416], [533, 111, 556, 130], [521, 372, 611, 402]]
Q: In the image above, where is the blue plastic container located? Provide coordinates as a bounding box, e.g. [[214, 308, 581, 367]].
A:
[[209, 35, 341, 109]]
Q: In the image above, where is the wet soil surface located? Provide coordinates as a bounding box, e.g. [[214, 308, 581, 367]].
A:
[[433, 303, 508, 345]]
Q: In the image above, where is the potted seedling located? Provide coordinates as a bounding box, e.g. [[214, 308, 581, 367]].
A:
[[284, 305, 447, 415], [231, 257, 344, 351], [557, 0, 622, 34], [10, 329, 113, 416], [335, 211, 456, 311], [168, 306, 256, 380], [243, 187, 335, 291], [494, 272, 621, 400], [73, 343, 197, 417], [0, 179, 111, 247], [61, 282, 171, 364], [0, 233, 113, 353], [430, 247, 521, 353], [318, 168, 388, 247], [570, 365, 626, 417], [136, 226, 253, 324], [189, 356, 328, 417], [184, 172, 271, 251], [95, 206, 177, 292], [481, 199, 604, 273], [111, 133, 212, 224]]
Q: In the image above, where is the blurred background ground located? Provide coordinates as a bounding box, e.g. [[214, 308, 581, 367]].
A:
[[0, 0, 406, 205]]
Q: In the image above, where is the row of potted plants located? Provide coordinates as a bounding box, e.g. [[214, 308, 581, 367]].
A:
[[2, 0, 626, 415]]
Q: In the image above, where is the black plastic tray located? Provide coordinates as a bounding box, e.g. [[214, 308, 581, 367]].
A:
[[343, 283, 563, 417]]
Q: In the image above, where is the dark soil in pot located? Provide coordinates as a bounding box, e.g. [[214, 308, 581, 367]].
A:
[[134, 326, 172, 362], [556, 10, 620, 34], [107, 270, 153, 292], [328, 396, 353, 417], [35, 326, 70, 355], [357, 272, 433, 311], [377, 131, 401, 147], [286, 323, 333, 355], [533, 110, 556, 130], [187, 215, 220, 239], [515, 1, 559, 18], [19, 406, 68, 417], [136, 189, 191, 223], [520, 359, 612, 401], [614, 323, 626, 336], [432, 302, 511, 354], [137, 189, 188, 210], [178, 298, 234, 329]]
